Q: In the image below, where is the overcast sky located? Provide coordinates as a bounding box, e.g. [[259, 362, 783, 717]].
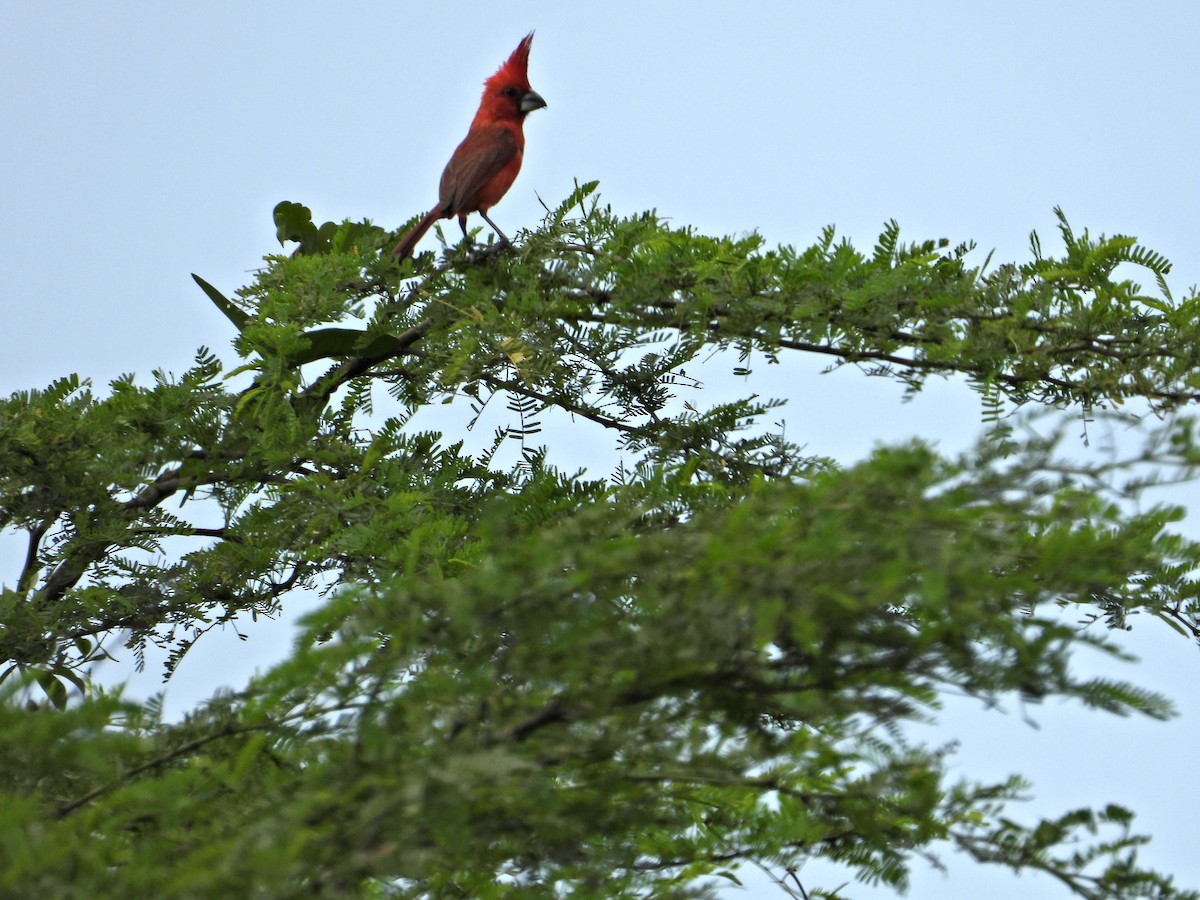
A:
[[3, 4, 1199, 898]]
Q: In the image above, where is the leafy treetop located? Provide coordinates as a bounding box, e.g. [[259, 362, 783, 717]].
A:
[[0, 184, 1198, 898]]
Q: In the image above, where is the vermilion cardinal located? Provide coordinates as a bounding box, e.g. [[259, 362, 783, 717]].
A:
[[390, 33, 546, 261]]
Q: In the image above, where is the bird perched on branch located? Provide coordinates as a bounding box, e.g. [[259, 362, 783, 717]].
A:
[[390, 33, 546, 261]]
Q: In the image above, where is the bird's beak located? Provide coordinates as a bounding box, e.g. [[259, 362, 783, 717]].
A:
[[521, 90, 547, 114]]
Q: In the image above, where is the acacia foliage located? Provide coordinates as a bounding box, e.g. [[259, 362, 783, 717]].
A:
[[2, 184, 1200, 897]]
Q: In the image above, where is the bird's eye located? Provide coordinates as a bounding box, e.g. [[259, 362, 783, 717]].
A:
[[502, 86, 518, 98]]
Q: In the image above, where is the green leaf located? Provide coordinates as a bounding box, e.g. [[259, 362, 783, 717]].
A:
[[192, 273, 248, 330], [273, 200, 318, 249], [282, 328, 409, 367], [35, 670, 67, 709]]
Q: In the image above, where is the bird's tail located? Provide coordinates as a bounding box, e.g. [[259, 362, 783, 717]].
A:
[[390, 206, 443, 261]]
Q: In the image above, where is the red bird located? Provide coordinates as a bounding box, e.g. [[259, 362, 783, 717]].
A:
[[391, 33, 546, 261]]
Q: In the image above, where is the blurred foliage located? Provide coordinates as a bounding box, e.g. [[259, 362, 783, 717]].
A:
[[1, 184, 1198, 897]]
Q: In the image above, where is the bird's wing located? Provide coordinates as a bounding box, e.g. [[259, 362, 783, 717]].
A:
[[438, 125, 519, 215]]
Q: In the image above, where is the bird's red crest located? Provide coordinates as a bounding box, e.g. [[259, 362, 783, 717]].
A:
[[485, 32, 535, 92]]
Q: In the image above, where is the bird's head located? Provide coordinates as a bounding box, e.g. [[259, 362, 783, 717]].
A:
[[478, 32, 546, 123]]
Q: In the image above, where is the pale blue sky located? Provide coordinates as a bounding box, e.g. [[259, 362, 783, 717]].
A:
[[2, 3, 1199, 898]]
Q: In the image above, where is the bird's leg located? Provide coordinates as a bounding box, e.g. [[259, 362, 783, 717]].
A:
[[479, 211, 511, 247], [458, 215, 470, 243]]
